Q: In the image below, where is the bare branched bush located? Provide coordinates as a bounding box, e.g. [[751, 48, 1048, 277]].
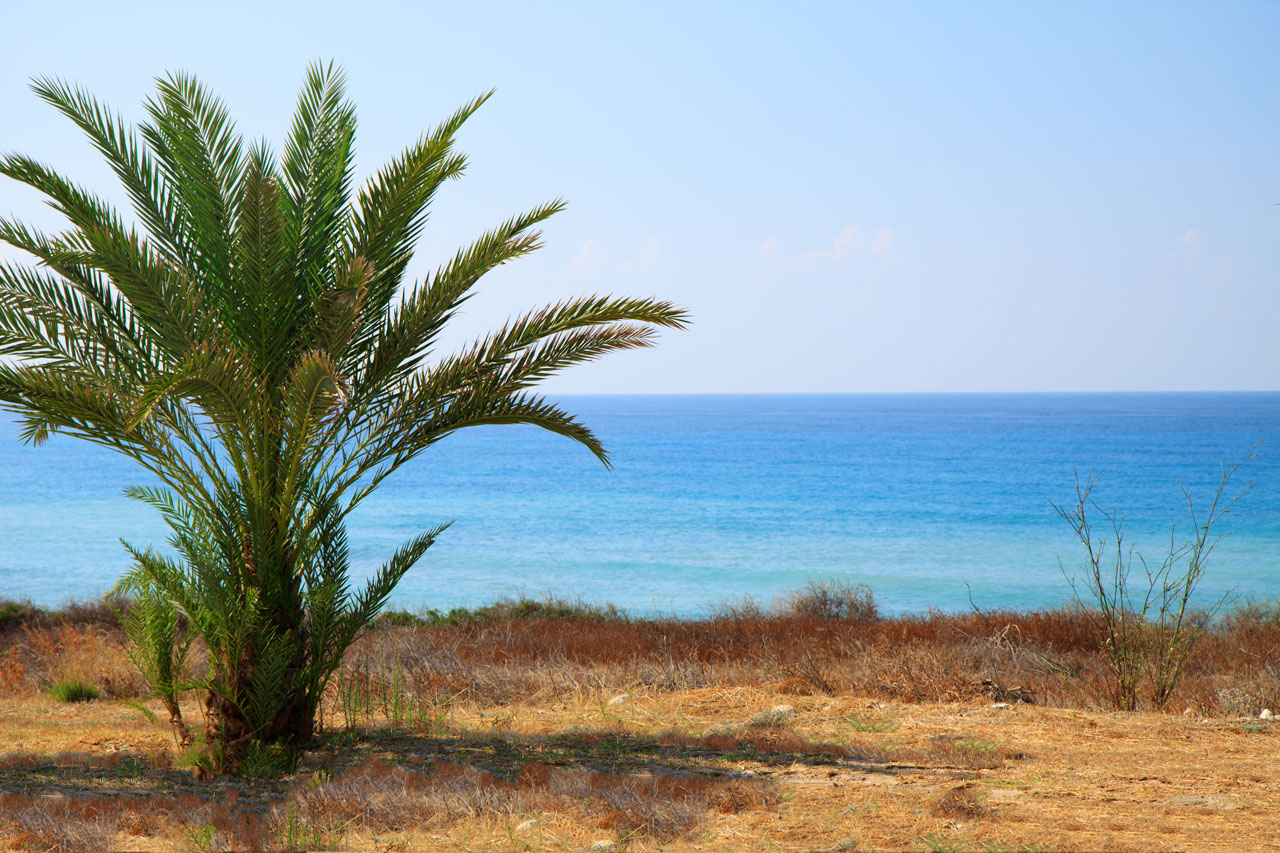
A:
[[1053, 454, 1252, 710], [784, 579, 879, 622]]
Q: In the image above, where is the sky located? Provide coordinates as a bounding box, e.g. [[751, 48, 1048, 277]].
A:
[[0, 1, 1276, 393]]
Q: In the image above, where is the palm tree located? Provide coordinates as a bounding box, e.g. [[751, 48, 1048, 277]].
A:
[[0, 63, 687, 773]]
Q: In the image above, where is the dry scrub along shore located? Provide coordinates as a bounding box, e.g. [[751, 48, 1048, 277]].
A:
[[0, 585, 1276, 852]]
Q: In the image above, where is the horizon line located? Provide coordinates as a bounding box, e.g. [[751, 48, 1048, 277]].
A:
[[542, 389, 1280, 396]]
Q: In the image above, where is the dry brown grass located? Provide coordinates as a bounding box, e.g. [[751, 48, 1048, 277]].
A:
[[0, 596, 1275, 850], [22, 624, 143, 699], [285, 755, 779, 844], [333, 599, 1280, 716], [7, 592, 1277, 717], [0, 598, 142, 701]]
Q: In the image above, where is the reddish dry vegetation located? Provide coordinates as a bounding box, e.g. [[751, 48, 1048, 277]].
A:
[[4, 590, 1278, 716], [346, 598, 1280, 715]]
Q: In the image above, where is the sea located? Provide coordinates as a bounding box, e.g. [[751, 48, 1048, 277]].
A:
[[0, 393, 1276, 617]]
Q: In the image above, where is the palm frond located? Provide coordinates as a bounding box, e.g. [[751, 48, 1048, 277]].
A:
[[281, 62, 356, 300], [343, 90, 491, 347], [357, 200, 565, 392], [126, 343, 258, 441], [139, 72, 244, 300], [0, 157, 202, 357], [29, 77, 191, 271], [0, 221, 166, 375], [337, 522, 451, 647], [231, 145, 294, 373], [478, 293, 689, 351]]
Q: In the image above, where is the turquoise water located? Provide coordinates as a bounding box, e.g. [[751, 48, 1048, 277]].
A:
[[1, 393, 1277, 615]]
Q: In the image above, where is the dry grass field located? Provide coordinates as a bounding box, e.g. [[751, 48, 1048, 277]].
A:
[[0, 590, 1276, 852]]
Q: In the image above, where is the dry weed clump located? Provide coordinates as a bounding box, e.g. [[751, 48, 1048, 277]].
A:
[[287, 758, 521, 833], [168, 793, 276, 853], [569, 767, 778, 840], [919, 735, 1024, 770], [0, 758, 279, 852], [286, 755, 779, 843], [0, 648, 27, 695], [0, 599, 146, 700], [21, 623, 142, 698], [0, 793, 117, 853], [932, 783, 989, 818], [782, 579, 879, 621]]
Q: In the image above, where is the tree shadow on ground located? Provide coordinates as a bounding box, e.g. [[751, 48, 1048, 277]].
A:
[[0, 724, 1028, 852], [354, 723, 908, 780], [0, 749, 284, 806], [0, 721, 1020, 803]]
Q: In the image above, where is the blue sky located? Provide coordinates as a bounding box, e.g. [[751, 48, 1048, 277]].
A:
[[1, 1, 1275, 392]]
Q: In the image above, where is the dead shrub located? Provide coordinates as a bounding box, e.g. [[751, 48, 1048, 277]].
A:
[[162, 791, 273, 853], [56, 597, 127, 630], [22, 624, 142, 698], [0, 793, 117, 853], [0, 648, 27, 696], [542, 766, 779, 841], [118, 809, 162, 838], [784, 580, 879, 622], [595, 779, 705, 840], [933, 784, 989, 818], [1216, 687, 1265, 717]]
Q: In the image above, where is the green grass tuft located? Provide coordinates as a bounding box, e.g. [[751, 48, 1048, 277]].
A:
[[847, 713, 898, 733], [48, 678, 100, 703]]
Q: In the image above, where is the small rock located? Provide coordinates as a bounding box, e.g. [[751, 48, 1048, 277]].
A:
[[746, 705, 796, 727], [991, 702, 1011, 710], [606, 694, 631, 707], [1260, 708, 1274, 720], [515, 819, 539, 832], [587, 842, 618, 852]]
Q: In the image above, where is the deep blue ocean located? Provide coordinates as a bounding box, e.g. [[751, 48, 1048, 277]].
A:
[[0, 393, 1276, 616]]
